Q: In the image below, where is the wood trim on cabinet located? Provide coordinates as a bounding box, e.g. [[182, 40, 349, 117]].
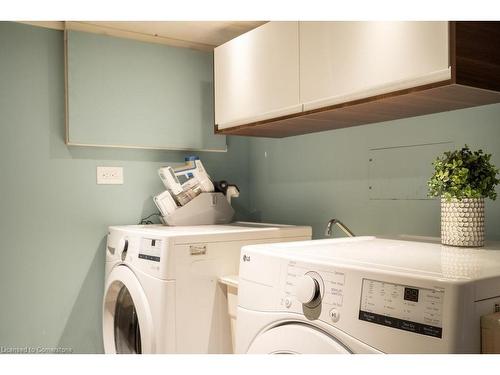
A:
[[449, 21, 457, 83], [216, 79, 452, 137], [454, 21, 500, 92], [219, 84, 500, 138], [215, 21, 500, 138]]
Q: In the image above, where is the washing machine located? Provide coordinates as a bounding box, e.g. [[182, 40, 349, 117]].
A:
[[236, 236, 500, 354], [102, 222, 311, 354]]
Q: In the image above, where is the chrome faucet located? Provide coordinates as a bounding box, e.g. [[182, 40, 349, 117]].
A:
[[325, 219, 355, 237]]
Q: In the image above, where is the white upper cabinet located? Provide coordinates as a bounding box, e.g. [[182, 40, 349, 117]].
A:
[[299, 22, 451, 111], [214, 22, 301, 129]]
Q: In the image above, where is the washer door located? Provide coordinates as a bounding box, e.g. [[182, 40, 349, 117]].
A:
[[247, 323, 352, 354], [102, 265, 155, 353]]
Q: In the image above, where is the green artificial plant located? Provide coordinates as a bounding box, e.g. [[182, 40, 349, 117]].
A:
[[428, 145, 499, 201]]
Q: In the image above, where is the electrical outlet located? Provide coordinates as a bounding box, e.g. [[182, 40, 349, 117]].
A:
[[97, 166, 123, 185]]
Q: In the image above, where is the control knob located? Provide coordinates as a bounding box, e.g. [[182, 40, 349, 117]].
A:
[[117, 238, 129, 252], [117, 238, 129, 261], [295, 275, 320, 304]]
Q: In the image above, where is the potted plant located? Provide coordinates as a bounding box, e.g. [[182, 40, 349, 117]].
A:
[[428, 145, 499, 247]]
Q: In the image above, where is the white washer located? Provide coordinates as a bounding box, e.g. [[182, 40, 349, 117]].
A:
[[102, 222, 311, 354], [236, 236, 500, 354]]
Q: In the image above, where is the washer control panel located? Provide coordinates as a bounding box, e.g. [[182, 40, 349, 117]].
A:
[[359, 279, 444, 338], [283, 261, 346, 313]]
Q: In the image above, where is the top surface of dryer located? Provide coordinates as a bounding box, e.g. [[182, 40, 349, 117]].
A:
[[106, 221, 312, 282], [109, 221, 312, 244], [241, 236, 500, 282]]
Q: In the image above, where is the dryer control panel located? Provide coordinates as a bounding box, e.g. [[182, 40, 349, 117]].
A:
[[359, 279, 444, 338], [139, 238, 162, 262]]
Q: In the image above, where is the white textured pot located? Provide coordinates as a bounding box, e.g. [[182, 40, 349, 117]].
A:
[[441, 197, 485, 247]]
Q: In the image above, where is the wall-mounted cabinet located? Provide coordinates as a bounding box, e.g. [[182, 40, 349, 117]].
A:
[[299, 21, 450, 110], [214, 21, 301, 130], [66, 30, 226, 151], [214, 21, 500, 138]]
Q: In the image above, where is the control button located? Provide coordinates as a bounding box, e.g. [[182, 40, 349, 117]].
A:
[[284, 297, 292, 308], [295, 275, 320, 304], [329, 308, 340, 323]]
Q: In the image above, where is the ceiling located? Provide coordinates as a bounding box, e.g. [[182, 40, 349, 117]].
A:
[[21, 21, 267, 50], [85, 21, 266, 47]]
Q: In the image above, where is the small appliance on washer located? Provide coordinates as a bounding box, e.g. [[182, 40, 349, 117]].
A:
[[103, 222, 311, 354], [236, 236, 500, 354]]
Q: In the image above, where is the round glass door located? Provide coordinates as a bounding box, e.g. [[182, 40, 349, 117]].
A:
[[103, 266, 154, 353], [114, 285, 142, 353]]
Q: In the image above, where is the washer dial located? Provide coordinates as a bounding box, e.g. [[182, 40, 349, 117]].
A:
[[295, 275, 320, 304]]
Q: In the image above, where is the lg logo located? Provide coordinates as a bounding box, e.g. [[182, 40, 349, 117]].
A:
[[242, 254, 251, 262]]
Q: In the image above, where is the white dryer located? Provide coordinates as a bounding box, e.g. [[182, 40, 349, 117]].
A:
[[236, 236, 500, 354], [103, 222, 311, 354]]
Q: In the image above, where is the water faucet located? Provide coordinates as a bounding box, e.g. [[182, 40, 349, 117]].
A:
[[325, 219, 355, 237]]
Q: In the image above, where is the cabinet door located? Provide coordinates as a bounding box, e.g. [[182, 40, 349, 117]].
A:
[[214, 22, 301, 129], [300, 22, 450, 111]]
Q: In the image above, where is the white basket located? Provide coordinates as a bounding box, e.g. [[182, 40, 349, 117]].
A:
[[161, 192, 235, 226]]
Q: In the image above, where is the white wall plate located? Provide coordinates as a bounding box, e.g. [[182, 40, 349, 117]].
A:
[[97, 166, 124, 185]]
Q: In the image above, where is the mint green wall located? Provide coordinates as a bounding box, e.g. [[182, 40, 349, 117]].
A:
[[0, 22, 247, 353], [1, 21, 500, 354], [67, 30, 226, 151], [244, 104, 500, 239]]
